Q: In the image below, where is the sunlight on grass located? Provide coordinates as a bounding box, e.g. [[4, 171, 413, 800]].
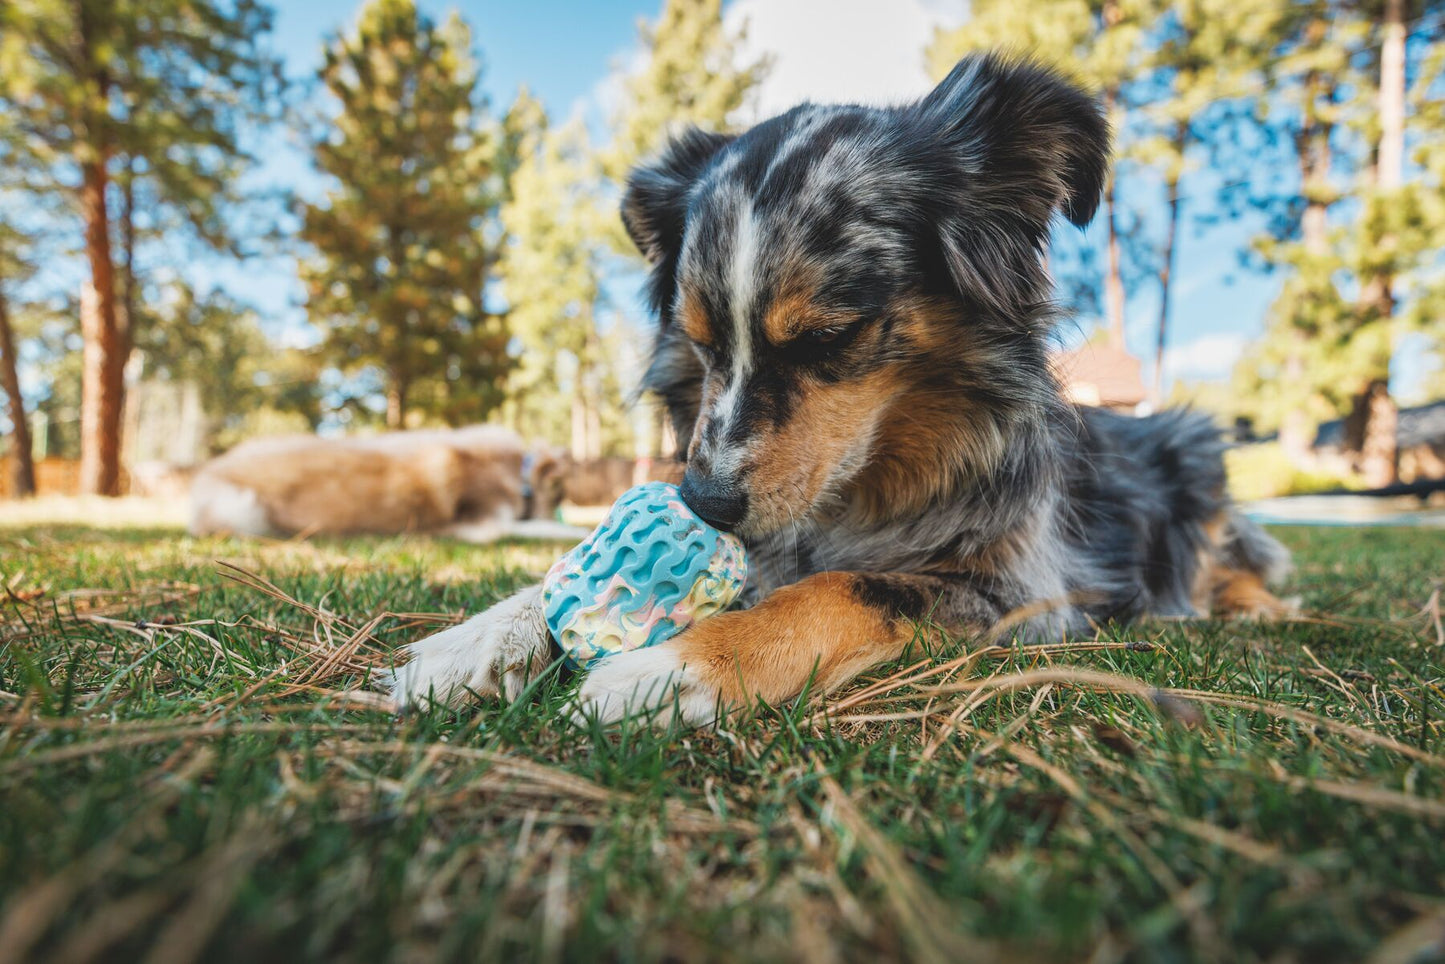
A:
[[2, 525, 1443, 962]]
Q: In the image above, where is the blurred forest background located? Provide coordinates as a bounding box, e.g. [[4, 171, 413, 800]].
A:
[[0, 0, 1443, 500]]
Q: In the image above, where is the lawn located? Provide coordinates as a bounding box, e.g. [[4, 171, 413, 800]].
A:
[[2, 522, 1443, 963]]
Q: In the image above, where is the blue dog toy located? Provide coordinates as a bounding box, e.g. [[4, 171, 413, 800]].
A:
[[541, 481, 748, 669]]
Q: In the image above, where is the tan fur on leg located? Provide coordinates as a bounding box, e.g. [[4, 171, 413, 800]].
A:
[[679, 572, 931, 708], [573, 571, 956, 725], [1209, 567, 1296, 620]]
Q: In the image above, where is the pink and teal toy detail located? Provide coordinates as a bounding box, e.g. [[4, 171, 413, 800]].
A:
[[541, 481, 749, 670]]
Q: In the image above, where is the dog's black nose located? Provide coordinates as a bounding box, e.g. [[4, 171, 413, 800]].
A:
[[680, 470, 747, 532]]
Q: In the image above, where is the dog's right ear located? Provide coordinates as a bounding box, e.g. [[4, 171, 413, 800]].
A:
[[912, 53, 1110, 319], [620, 127, 734, 266]]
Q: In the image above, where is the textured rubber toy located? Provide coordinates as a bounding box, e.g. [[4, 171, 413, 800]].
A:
[[541, 481, 748, 669]]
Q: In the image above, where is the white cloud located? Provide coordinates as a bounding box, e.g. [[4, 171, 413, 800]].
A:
[[576, 0, 968, 136], [727, 0, 969, 119], [571, 44, 649, 126], [1162, 333, 1248, 382]]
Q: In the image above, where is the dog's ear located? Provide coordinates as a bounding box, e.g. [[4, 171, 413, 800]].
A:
[[919, 53, 1109, 229], [916, 53, 1110, 314], [621, 127, 734, 266]]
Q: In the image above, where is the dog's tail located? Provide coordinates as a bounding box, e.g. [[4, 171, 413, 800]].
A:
[[1219, 509, 1291, 586]]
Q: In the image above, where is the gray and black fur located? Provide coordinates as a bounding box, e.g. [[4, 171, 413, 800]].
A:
[[621, 53, 1288, 635]]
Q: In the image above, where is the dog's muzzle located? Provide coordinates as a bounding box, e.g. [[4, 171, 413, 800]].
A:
[[679, 468, 747, 532]]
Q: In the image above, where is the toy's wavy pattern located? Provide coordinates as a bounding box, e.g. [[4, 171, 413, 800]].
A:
[[541, 482, 749, 669]]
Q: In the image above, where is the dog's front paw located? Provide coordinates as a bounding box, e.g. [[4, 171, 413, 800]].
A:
[[384, 585, 553, 710], [570, 644, 721, 728]]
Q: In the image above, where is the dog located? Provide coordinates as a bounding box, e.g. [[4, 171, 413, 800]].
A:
[[387, 54, 1291, 723], [558, 456, 686, 508], [190, 425, 582, 543]]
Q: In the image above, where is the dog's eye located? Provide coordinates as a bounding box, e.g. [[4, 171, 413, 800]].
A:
[[787, 321, 863, 362], [805, 326, 848, 345]]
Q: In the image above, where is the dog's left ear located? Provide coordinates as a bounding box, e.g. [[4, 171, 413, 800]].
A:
[[920, 53, 1109, 230], [621, 126, 735, 266], [916, 53, 1110, 312]]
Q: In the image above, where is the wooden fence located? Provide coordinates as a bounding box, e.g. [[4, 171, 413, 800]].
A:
[[0, 456, 91, 499]]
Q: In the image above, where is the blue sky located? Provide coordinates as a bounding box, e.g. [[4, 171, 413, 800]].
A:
[[269, 0, 656, 121], [192, 0, 1427, 402]]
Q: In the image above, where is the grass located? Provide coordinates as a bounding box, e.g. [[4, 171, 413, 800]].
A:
[[2, 522, 1443, 963], [1224, 444, 1360, 501]]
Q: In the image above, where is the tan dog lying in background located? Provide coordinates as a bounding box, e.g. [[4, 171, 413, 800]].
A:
[[189, 425, 583, 543], [557, 456, 686, 513]]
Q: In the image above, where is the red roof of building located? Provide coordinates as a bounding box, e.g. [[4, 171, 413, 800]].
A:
[[1053, 343, 1148, 409]]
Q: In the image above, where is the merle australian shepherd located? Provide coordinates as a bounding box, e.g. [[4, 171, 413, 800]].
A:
[[387, 54, 1291, 724]]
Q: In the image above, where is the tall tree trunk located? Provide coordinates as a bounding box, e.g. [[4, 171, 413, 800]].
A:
[[1352, 0, 1407, 487], [78, 156, 126, 496], [76, 2, 124, 496], [1101, 90, 1127, 352], [0, 287, 36, 497], [1280, 30, 1334, 463], [587, 400, 602, 460], [1344, 379, 1397, 487], [1098, 4, 1128, 349], [1151, 121, 1187, 406], [570, 391, 588, 462], [117, 157, 137, 362], [386, 371, 407, 429], [1376, 0, 1406, 195]]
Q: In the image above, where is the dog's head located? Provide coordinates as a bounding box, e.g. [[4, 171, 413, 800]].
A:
[[524, 449, 571, 520], [624, 54, 1109, 539]]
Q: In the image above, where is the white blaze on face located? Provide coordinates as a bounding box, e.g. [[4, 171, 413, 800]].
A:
[[701, 199, 760, 479]]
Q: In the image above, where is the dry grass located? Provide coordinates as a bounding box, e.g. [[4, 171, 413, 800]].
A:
[[0, 495, 190, 530], [1, 522, 1443, 963]]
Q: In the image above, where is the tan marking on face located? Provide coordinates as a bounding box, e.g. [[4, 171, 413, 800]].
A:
[[848, 298, 1004, 525], [678, 288, 713, 348], [894, 296, 970, 352], [761, 288, 815, 344], [760, 278, 856, 346], [741, 367, 898, 532], [757, 260, 833, 344]]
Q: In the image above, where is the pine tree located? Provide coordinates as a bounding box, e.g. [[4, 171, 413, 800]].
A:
[[1340, 0, 1415, 486], [497, 92, 620, 457], [604, 0, 766, 186], [1403, 20, 1445, 384], [1229, 0, 1445, 481], [0, 0, 281, 494], [300, 0, 509, 429], [1135, 0, 1288, 401], [0, 224, 35, 497], [1225, 2, 1359, 451], [0, 116, 39, 497]]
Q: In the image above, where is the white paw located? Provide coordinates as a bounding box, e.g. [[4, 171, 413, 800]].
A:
[[383, 585, 552, 710], [570, 645, 720, 727]]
